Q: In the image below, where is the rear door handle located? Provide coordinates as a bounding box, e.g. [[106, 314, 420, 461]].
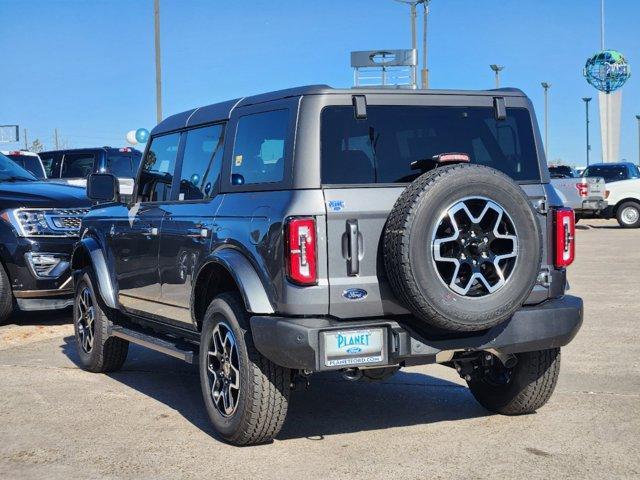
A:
[[346, 219, 359, 276]]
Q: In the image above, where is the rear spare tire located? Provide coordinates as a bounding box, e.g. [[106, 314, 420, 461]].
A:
[[384, 164, 542, 332]]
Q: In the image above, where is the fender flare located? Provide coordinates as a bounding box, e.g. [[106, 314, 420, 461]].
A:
[[197, 248, 274, 314], [71, 236, 118, 309]]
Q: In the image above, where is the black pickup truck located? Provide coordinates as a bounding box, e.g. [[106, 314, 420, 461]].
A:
[[0, 152, 90, 324]]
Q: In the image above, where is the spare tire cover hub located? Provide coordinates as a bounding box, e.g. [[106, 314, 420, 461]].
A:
[[432, 196, 518, 297]]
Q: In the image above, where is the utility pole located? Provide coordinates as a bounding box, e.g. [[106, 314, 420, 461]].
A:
[[54, 128, 59, 150], [583, 98, 592, 166], [23, 128, 28, 150], [541, 82, 551, 159], [154, 0, 163, 123], [395, 0, 430, 89], [421, 1, 429, 88], [490, 64, 504, 88]]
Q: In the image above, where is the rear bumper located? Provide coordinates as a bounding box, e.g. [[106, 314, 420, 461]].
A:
[[250, 295, 583, 371], [579, 199, 607, 213]]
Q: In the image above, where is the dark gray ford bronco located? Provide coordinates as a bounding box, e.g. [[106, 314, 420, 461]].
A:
[[72, 85, 582, 445]]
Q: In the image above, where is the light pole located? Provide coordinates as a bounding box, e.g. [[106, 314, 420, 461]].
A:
[[395, 0, 431, 89], [636, 115, 640, 165], [154, 0, 163, 123], [490, 64, 504, 88], [541, 82, 551, 159], [583, 98, 592, 166]]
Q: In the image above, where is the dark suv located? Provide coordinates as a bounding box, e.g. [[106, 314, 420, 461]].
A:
[[72, 86, 582, 445], [40, 147, 142, 197], [0, 152, 90, 324]]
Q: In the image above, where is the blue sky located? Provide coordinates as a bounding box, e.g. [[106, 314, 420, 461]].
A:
[[0, 0, 638, 165]]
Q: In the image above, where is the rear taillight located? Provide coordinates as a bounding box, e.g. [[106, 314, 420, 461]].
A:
[[575, 183, 588, 197], [604, 190, 610, 199], [285, 217, 317, 285], [554, 208, 575, 268]]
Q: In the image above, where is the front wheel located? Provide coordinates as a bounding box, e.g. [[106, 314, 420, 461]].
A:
[[199, 292, 290, 445], [73, 269, 129, 373], [0, 264, 13, 325], [467, 348, 560, 415], [616, 202, 640, 228]]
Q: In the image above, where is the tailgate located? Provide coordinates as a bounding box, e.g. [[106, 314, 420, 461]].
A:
[[323, 187, 409, 319], [586, 176, 606, 198]]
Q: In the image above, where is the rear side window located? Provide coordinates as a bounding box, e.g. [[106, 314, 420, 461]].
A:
[[178, 124, 225, 200], [137, 133, 180, 202], [62, 153, 95, 178], [6, 155, 45, 179], [321, 106, 540, 184], [583, 165, 634, 183], [40, 153, 61, 177], [231, 109, 288, 185]]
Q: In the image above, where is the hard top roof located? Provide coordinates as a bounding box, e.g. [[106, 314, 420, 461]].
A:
[[40, 147, 142, 155], [151, 85, 527, 136]]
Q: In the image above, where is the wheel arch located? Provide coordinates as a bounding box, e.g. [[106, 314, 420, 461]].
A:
[[71, 235, 118, 309], [613, 197, 640, 215], [192, 248, 274, 331]]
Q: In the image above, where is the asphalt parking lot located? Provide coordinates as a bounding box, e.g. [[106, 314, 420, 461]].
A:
[[0, 219, 638, 480]]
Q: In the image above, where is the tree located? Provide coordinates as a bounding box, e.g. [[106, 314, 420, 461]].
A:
[[29, 139, 44, 153]]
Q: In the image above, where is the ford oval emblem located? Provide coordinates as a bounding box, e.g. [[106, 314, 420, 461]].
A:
[[346, 346, 362, 354], [343, 288, 368, 300]]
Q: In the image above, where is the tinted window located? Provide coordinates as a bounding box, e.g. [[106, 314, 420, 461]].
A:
[[178, 124, 225, 200], [137, 133, 180, 202], [231, 109, 288, 185], [321, 106, 540, 184], [40, 153, 60, 177], [583, 165, 632, 183], [107, 154, 139, 178], [62, 153, 95, 178], [548, 165, 575, 179], [6, 155, 45, 179], [0, 153, 36, 181]]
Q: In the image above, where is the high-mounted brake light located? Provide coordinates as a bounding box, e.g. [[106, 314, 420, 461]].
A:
[[554, 208, 575, 268], [8, 150, 21, 156], [575, 183, 588, 198], [285, 217, 317, 285], [119, 147, 132, 153]]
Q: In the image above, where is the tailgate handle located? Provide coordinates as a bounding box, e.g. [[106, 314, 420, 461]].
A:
[[346, 219, 359, 276]]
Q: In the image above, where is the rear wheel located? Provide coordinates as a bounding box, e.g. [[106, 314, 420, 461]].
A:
[[467, 348, 560, 415], [73, 269, 129, 373], [616, 201, 640, 228], [0, 264, 13, 325], [199, 292, 290, 445]]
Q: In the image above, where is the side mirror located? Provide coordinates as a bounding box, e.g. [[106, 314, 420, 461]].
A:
[[87, 173, 120, 203]]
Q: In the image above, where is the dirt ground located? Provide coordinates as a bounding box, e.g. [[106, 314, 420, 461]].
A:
[[0, 218, 638, 479]]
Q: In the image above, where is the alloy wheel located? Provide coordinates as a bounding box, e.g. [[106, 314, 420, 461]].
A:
[[76, 286, 95, 353], [207, 322, 241, 417], [432, 196, 518, 297], [621, 206, 639, 225]]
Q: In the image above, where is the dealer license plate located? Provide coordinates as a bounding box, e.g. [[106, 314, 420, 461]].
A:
[[322, 328, 385, 367]]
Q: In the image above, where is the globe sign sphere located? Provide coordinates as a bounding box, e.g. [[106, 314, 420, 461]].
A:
[[583, 50, 631, 93]]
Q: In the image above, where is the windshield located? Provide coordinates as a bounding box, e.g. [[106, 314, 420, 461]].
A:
[[321, 106, 540, 184], [549, 165, 575, 178], [6, 155, 46, 179], [0, 153, 37, 181], [583, 165, 636, 183], [107, 153, 140, 178]]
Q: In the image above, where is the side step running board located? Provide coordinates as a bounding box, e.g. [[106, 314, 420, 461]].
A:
[[111, 326, 197, 364]]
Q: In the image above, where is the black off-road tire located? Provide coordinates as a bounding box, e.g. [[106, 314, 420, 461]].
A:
[[73, 269, 129, 373], [467, 348, 560, 415], [0, 264, 13, 325], [199, 292, 290, 445], [616, 201, 640, 228], [384, 164, 542, 332]]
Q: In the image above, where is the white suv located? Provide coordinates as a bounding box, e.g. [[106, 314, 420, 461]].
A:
[[1, 150, 47, 179], [583, 162, 640, 228]]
